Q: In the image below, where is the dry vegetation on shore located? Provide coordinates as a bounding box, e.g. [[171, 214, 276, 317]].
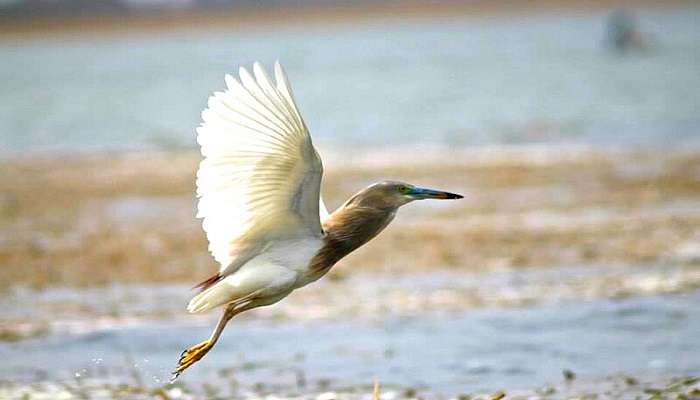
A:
[[1, 148, 698, 291]]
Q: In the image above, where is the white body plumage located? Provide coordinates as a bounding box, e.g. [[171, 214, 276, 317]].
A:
[[188, 237, 322, 313]]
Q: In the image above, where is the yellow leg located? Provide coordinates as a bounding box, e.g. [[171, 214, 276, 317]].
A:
[[172, 339, 213, 378], [171, 304, 243, 381]]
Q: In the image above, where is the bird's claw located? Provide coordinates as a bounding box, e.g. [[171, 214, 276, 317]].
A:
[[171, 340, 213, 381]]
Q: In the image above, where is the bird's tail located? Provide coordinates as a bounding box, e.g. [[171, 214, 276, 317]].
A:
[[187, 280, 233, 313], [193, 272, 222, 291]]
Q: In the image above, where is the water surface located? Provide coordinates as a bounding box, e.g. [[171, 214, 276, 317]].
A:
[[2, 290, 698, 396], [1, 8, 699, 153]]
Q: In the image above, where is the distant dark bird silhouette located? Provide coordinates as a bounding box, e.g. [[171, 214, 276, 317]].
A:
[[172, 62, 462, 379], [605, 9, 649, 54]]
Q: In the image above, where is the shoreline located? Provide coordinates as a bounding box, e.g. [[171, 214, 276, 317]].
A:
[[2, 141, 698, 165], [0, 374, 698, 400], [2, 265, 698, 341], [0, 147, 698, 290], [1, 0, 697, 41]]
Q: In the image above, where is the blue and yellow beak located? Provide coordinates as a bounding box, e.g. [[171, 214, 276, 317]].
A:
[[408, 187, 463, 200]]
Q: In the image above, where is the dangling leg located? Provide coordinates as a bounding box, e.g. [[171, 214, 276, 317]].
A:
[[171, 303, 243, 380]]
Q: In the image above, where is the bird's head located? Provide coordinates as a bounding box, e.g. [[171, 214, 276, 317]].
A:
[[347, 180, 463, 210]]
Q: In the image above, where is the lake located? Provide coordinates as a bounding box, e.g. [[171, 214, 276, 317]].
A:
[[1, 7, 699, 154]]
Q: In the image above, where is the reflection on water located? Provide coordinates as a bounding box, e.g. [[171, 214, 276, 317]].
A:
[[1, 8, 699, 153], [1, 290, 698, 396]]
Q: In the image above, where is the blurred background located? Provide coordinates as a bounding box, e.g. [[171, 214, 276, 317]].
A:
[[1, 1, 699, 399]]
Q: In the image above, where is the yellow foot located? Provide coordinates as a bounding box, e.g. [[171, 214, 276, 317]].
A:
[[171, 340, 213, 381]]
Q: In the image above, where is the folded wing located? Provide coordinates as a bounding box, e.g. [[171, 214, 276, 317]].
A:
[[196, 61, 327, 280]]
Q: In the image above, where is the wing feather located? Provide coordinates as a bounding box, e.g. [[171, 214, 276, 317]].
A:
[[196, 61, 327, 278]]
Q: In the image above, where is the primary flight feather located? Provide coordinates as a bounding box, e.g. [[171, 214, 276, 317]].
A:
[[173, 61, 462, 379]]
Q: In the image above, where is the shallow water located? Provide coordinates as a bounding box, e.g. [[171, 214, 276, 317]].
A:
[[3, 263, 698, 332], [1, 8, 699, 153], [2, 290, 698, 396]]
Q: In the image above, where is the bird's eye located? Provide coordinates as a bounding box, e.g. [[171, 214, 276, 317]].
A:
[[398, 186, 410, 194]]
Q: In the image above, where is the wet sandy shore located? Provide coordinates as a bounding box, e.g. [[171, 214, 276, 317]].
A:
[[1, 263, 699, 340], [1, 147, 698, 290], [0, 374, 698, 400]]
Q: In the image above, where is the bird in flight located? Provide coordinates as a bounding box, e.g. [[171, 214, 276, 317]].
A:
[[173, 61, 462, 379]]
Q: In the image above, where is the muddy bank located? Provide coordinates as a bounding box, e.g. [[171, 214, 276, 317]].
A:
[[1, 148, 699, 290], [1, 263, 699, 341]]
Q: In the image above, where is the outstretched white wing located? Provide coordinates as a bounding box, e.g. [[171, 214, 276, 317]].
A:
[[196, 61, 327, 278]]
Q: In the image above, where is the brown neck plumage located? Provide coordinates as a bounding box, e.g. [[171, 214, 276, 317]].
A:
[[309, 204, 396, 274]]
